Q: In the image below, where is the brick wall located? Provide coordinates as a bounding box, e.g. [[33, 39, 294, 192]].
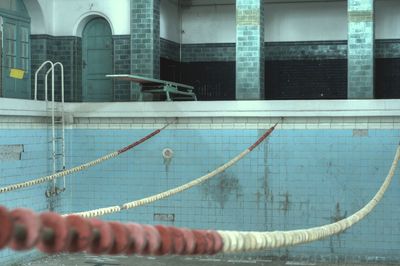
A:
[[31, 34, 133, 102], [169, 39, 400, 100], [31, 34, 400, 102], [160, 38, 180, 61], [266, 41, 347, 60], [30, 35, 82, 102], [181, 43, 235, 62]]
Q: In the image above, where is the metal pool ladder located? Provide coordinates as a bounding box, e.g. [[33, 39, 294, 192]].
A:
[[34, 61, 66, 198]]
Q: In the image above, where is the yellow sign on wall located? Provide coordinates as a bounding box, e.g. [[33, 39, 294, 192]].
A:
[[10, 69, 25, 80]]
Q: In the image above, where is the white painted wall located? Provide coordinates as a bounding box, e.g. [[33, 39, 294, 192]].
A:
[[265, 2, 347, 42], [24, 0, 54, 35], [54, 0, 130, 36], [182, 4, 235, 43], [181, 2, 347, 43], [21, 0, 400, 41], [26, 0, 130, 36], [375, 0, 400, 39], [160, 0, 181, 42], [180, 0, 400, 43]]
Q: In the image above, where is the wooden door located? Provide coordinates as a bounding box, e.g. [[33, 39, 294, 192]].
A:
[[82, 17, 113, 102]]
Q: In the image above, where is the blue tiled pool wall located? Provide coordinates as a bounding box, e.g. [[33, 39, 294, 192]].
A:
[[0, 127, 72, 264], [0, 125, 399, 263], [69, 128, 400, 261]]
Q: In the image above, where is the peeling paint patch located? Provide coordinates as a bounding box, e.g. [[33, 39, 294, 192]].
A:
[[0, 144, 24, 161], [353, 129, 368, 137]]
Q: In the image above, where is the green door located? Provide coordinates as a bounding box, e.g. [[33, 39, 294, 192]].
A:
[[1, 18, 30, 99], [82, 17, 113, 102]]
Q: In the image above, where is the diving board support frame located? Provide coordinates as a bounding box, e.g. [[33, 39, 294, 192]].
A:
[[106, 74, 197, 101]]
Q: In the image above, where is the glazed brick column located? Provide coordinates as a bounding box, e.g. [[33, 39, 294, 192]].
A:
[[348, 0, 375, 98], [236, 0, 264, 100], [113, 35, 131, 101], [130, 0, 160, 100]]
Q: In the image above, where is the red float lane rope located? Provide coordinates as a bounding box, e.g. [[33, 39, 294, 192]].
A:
[[0, 207, 223, 256], [248, 121, 279, 151], [0, 119, 176, 194], [68, 121, 280, 218]]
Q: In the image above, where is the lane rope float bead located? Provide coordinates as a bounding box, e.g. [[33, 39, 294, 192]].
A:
[[124, 223, 147, 255], [180, 228, 196, 255], [168, 227, 186, 255], [9, 209, 41, 251], [142, 225, 161, 255], [0, 206, 13, 249], [87, 219, 114, 254], [192, 230, 207, 255], [65, 215, 93, 253], [108, 222, 130, 255], [37, 212, 69, 253], [154, 225, 174, 255]]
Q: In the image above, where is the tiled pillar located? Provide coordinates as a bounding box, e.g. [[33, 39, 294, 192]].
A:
[[130, 0, 160, 100], [113, 35, 131, 101], [236, 0, 264, 100], [348, 0, 375, 99]]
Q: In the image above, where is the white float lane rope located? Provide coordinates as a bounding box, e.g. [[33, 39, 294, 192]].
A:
[[217, 144, 400, 253], [0, 120, 175, 194], [65, 122, 280, 218]]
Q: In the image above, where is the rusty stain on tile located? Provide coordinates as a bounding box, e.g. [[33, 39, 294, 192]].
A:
[[331, 202, 347, 223], [279, 191, 291, 214], [329, 202, 347, 253]]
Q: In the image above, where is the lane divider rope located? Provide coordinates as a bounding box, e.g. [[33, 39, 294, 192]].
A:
[[0, 144, 397, 256], [0, 120, 176, 194], [217, 144, 400, 252], [66, 121, 280, 218]]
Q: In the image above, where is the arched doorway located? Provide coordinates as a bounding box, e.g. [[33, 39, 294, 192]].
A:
[[82, 17, 113, 102]]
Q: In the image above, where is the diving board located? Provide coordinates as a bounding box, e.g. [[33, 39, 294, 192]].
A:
[[106, 74, 197, 101]]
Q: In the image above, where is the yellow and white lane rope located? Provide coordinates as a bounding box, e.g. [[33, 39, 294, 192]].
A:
[[0, 121, 175, 194], [217, 144, 400, 252], [66, 122, 279, 218]]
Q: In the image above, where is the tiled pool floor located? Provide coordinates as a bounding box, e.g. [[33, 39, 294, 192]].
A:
[[21, 254, 400, 266]]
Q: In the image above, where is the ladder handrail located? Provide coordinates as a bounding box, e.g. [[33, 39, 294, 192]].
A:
[[35, 60, 66, 197], [34, 60, 54, 101], [45, 62, 66, 192]]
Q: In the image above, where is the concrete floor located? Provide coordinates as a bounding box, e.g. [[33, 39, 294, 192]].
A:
[[21, 254, 400, 266]]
